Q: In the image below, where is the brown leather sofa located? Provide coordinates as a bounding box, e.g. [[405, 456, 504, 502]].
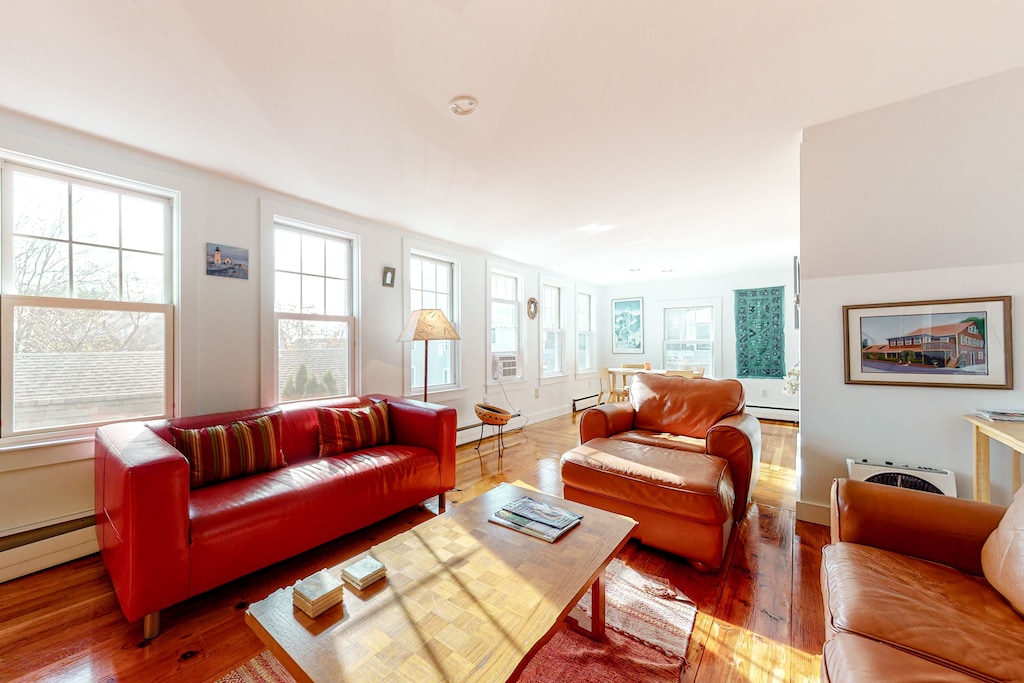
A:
[[561, 373, 761, 570], [821, 478, 1024, 682]]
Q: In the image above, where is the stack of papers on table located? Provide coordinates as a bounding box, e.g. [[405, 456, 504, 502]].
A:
[[341, 555, 386, 590], [488, 496, 583, 542], [976, 409, 1024, 422], [292, 569, 344, 618]]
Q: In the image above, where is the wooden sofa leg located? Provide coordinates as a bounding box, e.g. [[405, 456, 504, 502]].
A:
[[437, 492, 447, 513], [142, 611, 160, 639]]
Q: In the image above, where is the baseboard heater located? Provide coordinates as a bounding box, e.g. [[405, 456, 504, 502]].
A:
[[571, 394, 599, 413], [746, 405, 799, 413], [0, 515, 94, 553], [846, 458, 957, 496]]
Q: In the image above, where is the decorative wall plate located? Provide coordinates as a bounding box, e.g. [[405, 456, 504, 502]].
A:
[[527, 297, 539, 320]]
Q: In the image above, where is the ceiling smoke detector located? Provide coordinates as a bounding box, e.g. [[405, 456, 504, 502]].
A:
[[449, 96, 477, 116]]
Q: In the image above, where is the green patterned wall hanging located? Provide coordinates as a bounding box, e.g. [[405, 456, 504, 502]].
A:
[[735, 286, 785, 378]]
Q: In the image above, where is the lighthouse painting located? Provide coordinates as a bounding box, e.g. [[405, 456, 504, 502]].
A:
[[206, 243, 249, 279]]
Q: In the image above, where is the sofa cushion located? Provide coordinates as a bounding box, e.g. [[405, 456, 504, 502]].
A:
[[610, 430, 706, 453], [981, 485, 1024, 615], [822, 633, 983, 683], [169, 413, 287, 489], [187, 444, 441, 596], [561, 438, 733, 524], [628, 373, 744, 438], [822, 542, 1024, 681], [318, 401, 391, 456]]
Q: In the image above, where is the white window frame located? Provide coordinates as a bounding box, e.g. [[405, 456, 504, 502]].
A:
[[404, 247, 460, 398], [486, 263, 524, 384], [539, 280, 565, 378], [663, 300, 719, 377], [0, 155, 176, 440], [575, 289, 595, 374], [259, 201, 360, 407]]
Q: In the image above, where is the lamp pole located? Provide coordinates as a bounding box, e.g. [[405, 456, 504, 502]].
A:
[[422, 339, 429, 403]]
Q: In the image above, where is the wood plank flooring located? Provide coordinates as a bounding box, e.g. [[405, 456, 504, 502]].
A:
[[0, 414, 827, 682]]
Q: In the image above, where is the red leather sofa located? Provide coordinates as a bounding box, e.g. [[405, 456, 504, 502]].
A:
[[562, 373, 761, 570], [821, 478, 1024, 682], [94, 395, 456, 638]]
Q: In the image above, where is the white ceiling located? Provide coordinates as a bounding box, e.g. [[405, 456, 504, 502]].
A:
[[2, 1, 1024, 284]]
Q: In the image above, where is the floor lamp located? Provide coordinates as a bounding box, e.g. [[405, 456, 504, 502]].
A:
[[397, 309, 460, 403]]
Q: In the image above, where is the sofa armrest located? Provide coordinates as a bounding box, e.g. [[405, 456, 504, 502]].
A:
[[706, 412, 762, 521], [830, 478, 1005, 576], [94, 422, 191, 622], [372, 395, 458, 491], [579, 403, 636, 442]]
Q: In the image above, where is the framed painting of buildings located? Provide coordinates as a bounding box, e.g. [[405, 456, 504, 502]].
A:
[[612, 297, 644, 354], [843, 296, 1012, 389]]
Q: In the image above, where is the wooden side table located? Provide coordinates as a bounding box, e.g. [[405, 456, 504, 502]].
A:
[[963, 415, 1024, 502]]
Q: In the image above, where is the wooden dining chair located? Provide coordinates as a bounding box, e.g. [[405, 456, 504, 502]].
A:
[[665, 370, 696, 378], [597, 367, 612, 404], [686, 367, 706, 378], [603, 367, 629, 402], [618, 363, 644, 396]]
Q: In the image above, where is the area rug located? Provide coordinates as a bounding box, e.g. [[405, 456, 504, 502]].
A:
[[217, 559, 696, 683], [735, 285, 786, 378]]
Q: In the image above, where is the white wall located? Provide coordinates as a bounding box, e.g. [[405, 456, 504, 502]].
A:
[[0, 107, 603, 578], [602, 263, 801, 418], [799, 68, 1024, 522]]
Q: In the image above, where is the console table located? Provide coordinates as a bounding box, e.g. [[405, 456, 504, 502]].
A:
[[963, 415, 1024, 502]]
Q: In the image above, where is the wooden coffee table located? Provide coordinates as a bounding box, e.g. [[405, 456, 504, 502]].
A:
[[245, 482, 637, 682]]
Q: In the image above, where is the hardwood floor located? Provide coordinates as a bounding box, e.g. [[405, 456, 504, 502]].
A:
[[0, 415, 827, 682]]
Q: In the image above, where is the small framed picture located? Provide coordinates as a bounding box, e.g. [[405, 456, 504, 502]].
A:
[[382, 267, 396, 287], [206, 243, 248, 279], [843, 296, 1012, 389]]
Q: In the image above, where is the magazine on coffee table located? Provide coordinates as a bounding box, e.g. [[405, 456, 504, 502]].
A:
[[488, 496, 582, 542], [501, 496, 583, 529]]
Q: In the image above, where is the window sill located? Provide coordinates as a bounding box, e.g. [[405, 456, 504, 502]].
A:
[[402, 386, 468, 403]]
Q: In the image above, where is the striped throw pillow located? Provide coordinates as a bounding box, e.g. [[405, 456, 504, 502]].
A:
[[170, 413, 287, 488], [318, 402, 391, 457]]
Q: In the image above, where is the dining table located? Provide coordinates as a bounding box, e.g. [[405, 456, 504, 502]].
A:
[[607, 367, 665, 396]]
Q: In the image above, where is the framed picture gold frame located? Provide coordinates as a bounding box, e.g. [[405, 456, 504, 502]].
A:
[[843, 296, 1012, 389]]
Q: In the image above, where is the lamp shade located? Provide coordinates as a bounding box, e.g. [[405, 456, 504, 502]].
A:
[[396, 309, 460, 342]]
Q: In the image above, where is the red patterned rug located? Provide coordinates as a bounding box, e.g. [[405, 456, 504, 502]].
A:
[[218, 559, 696, 682]]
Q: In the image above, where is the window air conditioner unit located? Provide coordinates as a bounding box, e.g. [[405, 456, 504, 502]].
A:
[[491, 353, 519, 381], [846, 458, 957, 497]]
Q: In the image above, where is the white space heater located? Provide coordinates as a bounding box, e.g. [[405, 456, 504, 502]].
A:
[[846, 458, 957, 497]]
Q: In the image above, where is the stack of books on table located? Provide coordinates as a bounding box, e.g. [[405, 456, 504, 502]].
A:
[[341, 555, 386, 590], [488, 495, 583, 543], [976, 408, 1024, 422], [292, 569, 344, 618]]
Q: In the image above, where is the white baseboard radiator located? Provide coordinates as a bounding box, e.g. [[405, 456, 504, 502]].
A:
[[846, 458, 957, 497]]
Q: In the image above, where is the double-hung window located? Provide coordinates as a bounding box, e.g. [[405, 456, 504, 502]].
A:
[[664, 305, 715, 376], [540, 283, 563, 377], [488, 269, 522, 381], [407, 252, 458, 394], [0, 160, 174, 437], [273, 219, 354, 402], [576, 291, 594, 373]]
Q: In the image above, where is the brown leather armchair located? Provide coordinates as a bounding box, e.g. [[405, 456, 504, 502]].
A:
[[577, 372, 761, 522], [821, 478, 1024, 682], [563, 373, 761, 570]]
